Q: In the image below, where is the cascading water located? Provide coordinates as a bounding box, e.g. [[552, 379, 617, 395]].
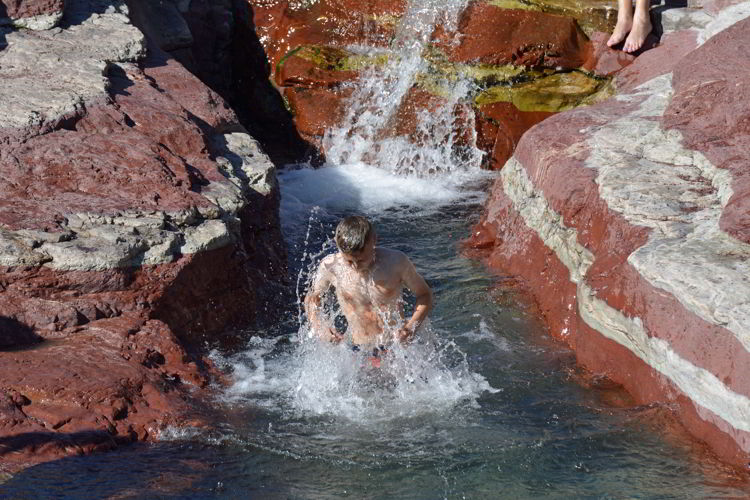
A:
[[322, 0, 483, 175], [205, 0, 749, 495]]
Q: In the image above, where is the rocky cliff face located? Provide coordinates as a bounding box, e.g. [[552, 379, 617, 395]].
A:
[[468, 0, 750, 468], [0, 0, 286, 472]]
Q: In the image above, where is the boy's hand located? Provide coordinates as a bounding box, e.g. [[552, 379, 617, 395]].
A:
[[396, 326, 414, 343], [327, 327, 344, 344]]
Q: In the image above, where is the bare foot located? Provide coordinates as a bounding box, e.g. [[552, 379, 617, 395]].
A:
[[623, 14, 652, 52], [607, 12, 633, 47]]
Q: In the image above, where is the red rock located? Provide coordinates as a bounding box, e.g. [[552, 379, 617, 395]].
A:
[[581, 31, 635, 77], [662, 17, 750, 245], [468, 11, 750, 468], [474, 101, 552, 169], [0, 317, 201, 471], [469, 171, 750, 467], [250, 0, 406, 70], [275, 47, 359, 88], [699, 0, 748, 15], [284, 85, 353, 142], [0, 0, 62, 21], [386, 87, 446, 138], [258, 1, 596, 157], [432, 3, 591, 69], [0, 56, 232, 231], [0, 15, 285, 474], [614, 28, 698, 92]]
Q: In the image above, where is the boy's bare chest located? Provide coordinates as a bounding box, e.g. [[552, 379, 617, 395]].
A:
[[334, 266, 400, 306]]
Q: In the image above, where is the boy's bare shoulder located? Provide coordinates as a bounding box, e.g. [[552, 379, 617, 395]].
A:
[[321, 253, 337, 265], [376, 247, 409, 265], [317, 253, 338, 274]]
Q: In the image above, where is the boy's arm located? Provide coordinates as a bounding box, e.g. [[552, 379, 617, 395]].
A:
[[304, 257, 344, 343], [397, 254, 433, 342]]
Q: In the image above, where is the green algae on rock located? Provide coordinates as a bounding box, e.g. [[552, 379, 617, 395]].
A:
[[424, 48, 534, 85], [487, 0, 616, 36], [475, 70, 613, 112], [277, 44, 390, 74]]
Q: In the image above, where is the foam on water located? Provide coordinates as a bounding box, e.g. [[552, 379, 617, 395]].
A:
[[458, 318, 513, 352], [280, 163, 492, 222], [219, 326, 497, 426]]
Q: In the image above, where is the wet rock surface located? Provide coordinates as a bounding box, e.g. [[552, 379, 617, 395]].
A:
[[468, 0, 750, 468], [431, 2, 592, 69], [250, 0, 617, 164], [0, 0, 285, 473], [488, 0, 616, 36]]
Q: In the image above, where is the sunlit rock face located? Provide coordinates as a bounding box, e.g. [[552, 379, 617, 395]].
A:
[[468, 2, 750, 468], [0, 0, 285, 472], [249, 0, 618, 167], [251, 0, 406, 70]]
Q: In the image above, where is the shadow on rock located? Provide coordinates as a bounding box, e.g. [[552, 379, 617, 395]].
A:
[[650, 0, 688, 44], [0, 317, 43, 350], [0, 4, 8, 50], [62, 0, 121, 28], [0, 429, 117, 459], [126, 0, 319, 167], [226, 0, 320, 166]]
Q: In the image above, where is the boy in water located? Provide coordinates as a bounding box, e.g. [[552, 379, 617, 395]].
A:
[[304, 215, 433, 354]]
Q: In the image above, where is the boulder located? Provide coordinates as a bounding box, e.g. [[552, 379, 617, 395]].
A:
[[431, 2, 592, 69], [250, 0, 406, 70], [486, 0, 617, 36]]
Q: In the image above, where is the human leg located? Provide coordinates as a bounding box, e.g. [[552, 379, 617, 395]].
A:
[[607, 0, 635, 47], [623, 0, 652, 52]]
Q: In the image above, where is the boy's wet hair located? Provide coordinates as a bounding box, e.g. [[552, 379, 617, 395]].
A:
[[335, 215, 373, 254]]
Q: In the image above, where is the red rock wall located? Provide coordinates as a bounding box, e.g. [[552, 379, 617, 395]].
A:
[[469, 9, 750, 468], [0, 0, 62, 24]]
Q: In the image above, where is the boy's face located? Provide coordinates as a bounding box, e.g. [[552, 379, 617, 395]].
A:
[[341, 233, 376, 272]]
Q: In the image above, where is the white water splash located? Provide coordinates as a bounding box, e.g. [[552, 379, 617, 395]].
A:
[[279, 162, 491, 220], [219, 330, 497, 424]]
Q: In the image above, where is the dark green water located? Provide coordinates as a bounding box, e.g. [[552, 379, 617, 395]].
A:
[[2, 165, 747, 499]]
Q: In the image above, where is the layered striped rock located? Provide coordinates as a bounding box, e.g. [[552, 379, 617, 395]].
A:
[[0, 0, 285, 472], [469, 0, 750, 467]]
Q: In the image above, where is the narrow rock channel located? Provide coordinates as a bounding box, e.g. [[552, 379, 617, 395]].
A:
[[1, 0, 749, 495]]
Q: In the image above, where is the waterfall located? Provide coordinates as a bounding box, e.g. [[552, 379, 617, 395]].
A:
[[322, 0, 484, 176]]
